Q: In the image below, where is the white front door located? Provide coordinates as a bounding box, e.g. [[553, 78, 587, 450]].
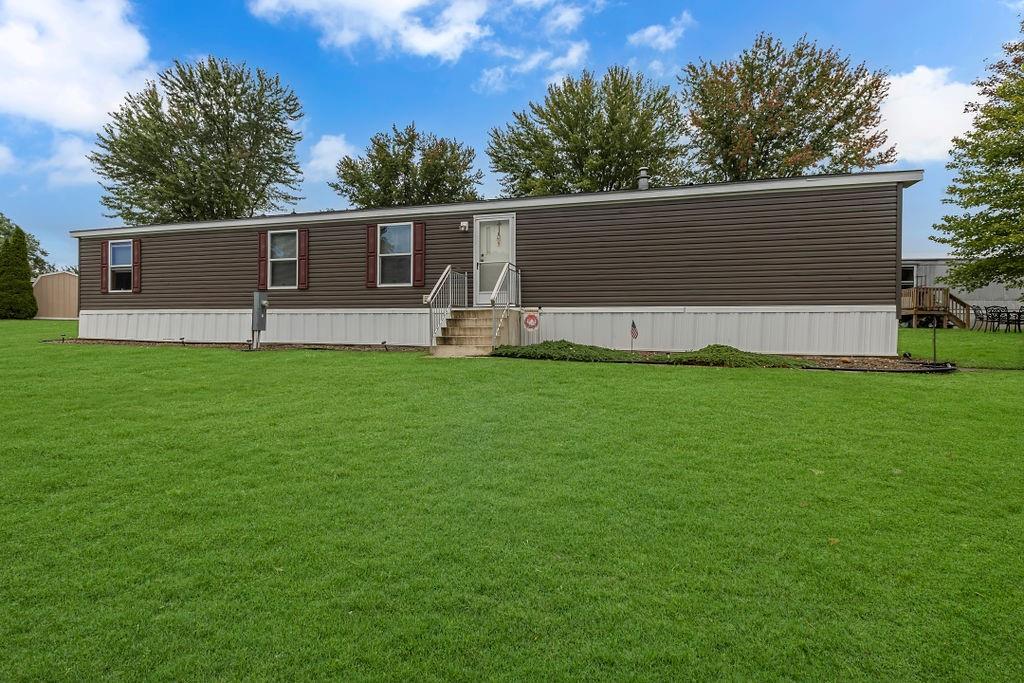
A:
[[474, 214, 516, 305]]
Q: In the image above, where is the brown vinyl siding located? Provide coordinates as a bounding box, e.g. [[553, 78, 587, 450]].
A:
[[79, 184, 899, 310], [516, 186, 897, 306]]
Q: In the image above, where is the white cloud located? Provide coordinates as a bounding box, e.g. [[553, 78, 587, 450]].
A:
[[627, 10, 694, 51], [883, 66, 977, 162], [0, 0, 155, 131], [248, 0, 490, 62], [547, 40, 588, 71], [543, 4, 582, 33], [475, 48, 555, 93], [306, 133, 357, 181], [474, 65, 508, 93], [33, 136, 96, 186], [513, 49, 551, 73], [0, 144, 15, 172]]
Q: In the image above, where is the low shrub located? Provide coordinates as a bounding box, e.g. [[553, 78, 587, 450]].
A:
[[492, 341, 811, 368]]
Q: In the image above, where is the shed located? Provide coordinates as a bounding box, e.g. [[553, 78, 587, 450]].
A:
[[33, 271, 79, 319]]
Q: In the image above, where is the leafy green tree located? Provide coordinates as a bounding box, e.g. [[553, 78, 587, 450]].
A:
[[330, 123, 483, 208], [677, 33, 896, 182], [0, 226, 38, 319], [487, 66, 685, 196], [933, 22, 1024, 296], [0, 213, 55, 277], [90, 57, 304, 225]]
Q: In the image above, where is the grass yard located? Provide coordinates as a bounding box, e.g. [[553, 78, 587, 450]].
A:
[[899, 326, 1024, 369], [2, 320, 1023, 680]]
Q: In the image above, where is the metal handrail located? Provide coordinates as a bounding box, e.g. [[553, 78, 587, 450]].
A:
[[489, 262, 521, 345], [426, 265, 468, 345]]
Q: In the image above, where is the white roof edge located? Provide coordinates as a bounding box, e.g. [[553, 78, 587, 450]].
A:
[[69, 170, 924, 239]]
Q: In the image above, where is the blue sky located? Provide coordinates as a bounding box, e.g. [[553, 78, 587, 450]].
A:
[[0, 0, 1020, 267]]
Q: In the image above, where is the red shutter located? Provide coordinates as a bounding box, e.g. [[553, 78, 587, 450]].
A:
[[365, 225, 377, 288], [412, 222, 426, 287], [131, 238, 141, 293], [257, 231, 268, 291], [99, 240, 109, 294], [298, 228, 309, 290]]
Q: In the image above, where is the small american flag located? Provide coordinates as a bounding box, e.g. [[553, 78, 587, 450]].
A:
[[630, 320, 639, 340]]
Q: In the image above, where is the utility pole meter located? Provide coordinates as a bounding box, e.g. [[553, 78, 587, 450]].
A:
[[251, 292, 269, 349]]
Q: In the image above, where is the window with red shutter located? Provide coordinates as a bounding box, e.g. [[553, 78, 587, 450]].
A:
[[413, 222, 425, 287], [298, 229, 309, 290], [365, 225, 377, 288], [100, 240, 109, 294], [257, 232, 268, 290], [131, 238, 141, 293]]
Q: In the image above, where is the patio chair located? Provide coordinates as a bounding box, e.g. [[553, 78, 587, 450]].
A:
[[970, 305, 987, 331], [1010, 306, 1024, 333], [986, 306, 1008, 332]]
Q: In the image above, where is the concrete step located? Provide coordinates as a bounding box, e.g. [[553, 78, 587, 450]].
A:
[[450, 309, 492, 319], [436, 334, 493, 346], [430, 344, 492, 357], [442, 322, 492, 334]]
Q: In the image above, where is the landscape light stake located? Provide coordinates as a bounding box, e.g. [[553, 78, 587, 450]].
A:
[[932, 321, 938, 364]]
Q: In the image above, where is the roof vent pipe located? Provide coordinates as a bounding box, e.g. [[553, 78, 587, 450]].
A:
[[637, 167, 650, 190]]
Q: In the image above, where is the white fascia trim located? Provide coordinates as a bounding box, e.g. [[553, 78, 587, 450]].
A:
[[537, 305, 897, 313], [69, 170, 924, 239]]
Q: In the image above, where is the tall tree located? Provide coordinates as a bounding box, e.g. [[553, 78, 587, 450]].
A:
[[90, 57, 304, 225], [330, 123, 483, 208], [677, 33, 896, 183], [0, 226, 38, 319], [0, 213, 55, 277], [932, 22, 1024, 296], [487, 66, 685, 196]]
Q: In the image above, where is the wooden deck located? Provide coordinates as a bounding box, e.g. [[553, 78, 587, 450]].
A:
[[901, 286, 971, 328]]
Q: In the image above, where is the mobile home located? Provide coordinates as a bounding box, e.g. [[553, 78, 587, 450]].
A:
[[71, 169, 923, 356]]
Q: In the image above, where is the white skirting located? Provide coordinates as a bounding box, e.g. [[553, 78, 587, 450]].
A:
[[78, 309, 430, 346], [79, 305, 897, 356], [521, 306, 897, 356]]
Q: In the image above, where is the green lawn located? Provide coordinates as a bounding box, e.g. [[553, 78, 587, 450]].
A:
[[2, 320, 1022, 680], [899, 327, 1024, 369]]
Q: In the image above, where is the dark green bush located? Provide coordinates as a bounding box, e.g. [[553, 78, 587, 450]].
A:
[[492, 340, 811, 368], [0, 227, 38, 319]]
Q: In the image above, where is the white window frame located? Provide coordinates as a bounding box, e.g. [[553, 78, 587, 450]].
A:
[[108, 239, 133, 293], [377, 222, 414, 288], [268, 229, 299, 290], [900, 264, 917, 290]]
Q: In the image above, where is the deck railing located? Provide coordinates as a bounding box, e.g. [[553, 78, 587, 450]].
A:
[[426, 265, 468, 345], [489, 262, 521, 345], [901, 286, 971, 328], [901, 286, 948, 312]]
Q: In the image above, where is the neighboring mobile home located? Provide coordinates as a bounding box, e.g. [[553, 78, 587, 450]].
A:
[[70, 169, 923, 356], [901, 257, 1024, 309]]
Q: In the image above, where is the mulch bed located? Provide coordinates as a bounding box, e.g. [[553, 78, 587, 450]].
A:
[[43, 338, 956, 372], [800, 356, 956, 373], [43, 338, 422, 352]]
